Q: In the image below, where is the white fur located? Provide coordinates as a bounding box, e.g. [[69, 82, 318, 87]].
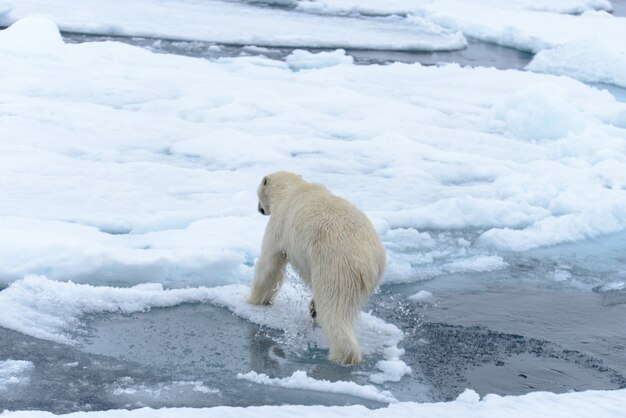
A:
[[248, 171, 386, 365]]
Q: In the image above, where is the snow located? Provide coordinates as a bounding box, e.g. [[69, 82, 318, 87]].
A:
[[0, 275, 218, 344], [0, 360, 34, 390], [3, 388, 626, 417], [0, 0, 466, 51], [414, 2, 625, 53], [2, 0, 625, 89], [369, 346, 412, 384], [490, 87, 589, 141], [0, 2, 625, 416], [4, 0, 623, 89], [237, 370, 397, 403], [403, 1, 626, 88], [528, 39, 626, 89], [408, 290, 435, 304], [285, 49, 353, 71], [0, 15, 63, 56], [1, 17, 626, 287], [296, 0, 613, 16], [294, 0, 626, 89], [0, 1, 11, 16]]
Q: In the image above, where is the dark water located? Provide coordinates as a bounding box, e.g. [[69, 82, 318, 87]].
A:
[[0, 305, 388, 412], [386, 282, 626, 400], [347, 39, 532, 69], [391, 230, 626, 400], [61, 33, 532, 70]]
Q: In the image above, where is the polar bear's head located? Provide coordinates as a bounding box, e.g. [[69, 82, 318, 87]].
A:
[[257, 171, 304, 216]]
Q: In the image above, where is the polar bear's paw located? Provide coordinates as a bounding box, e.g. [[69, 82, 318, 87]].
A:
[[329, 347, 362, 365]]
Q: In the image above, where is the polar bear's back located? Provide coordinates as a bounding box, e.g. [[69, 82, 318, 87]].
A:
[[281, 184, 385, 292]]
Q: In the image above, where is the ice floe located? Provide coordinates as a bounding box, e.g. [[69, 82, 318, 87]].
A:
[[0, 0, 466, 51], [1, 17, 626, 287], [2, 387, 626, 417], [237, 370, 397, 403]]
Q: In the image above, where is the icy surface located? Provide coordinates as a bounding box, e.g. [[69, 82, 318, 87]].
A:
[[285, 49, 353, 70], [528, 39, 626, 88], [0, 0, 466, 51], [391, 0, 625, 89], [0, 275, 219, 344], [0, 360, 34, 390], [313, 0, 624, 89], [408, 290, 435, 304], [2, 0, 625, 88], [1, 4, 626, 416], [237, 370, 397, 403], [2, 18, 626, 287], [369, 346, 412, 384], [2, 388, 626, 417], [296, 0, 613, 15], [403, 1, 626, 90], [414, 1, 624, 53]]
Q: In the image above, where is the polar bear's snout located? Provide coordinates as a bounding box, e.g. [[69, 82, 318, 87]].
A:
[[258, 202, 267, 215]]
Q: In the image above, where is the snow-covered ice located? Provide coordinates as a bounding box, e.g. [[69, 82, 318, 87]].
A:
[[294, 0, 626, 88], [237, 370, 397, 403], [369, 346, 412, 384], [408, 290, 435, 304], [286, 49, 353, 71], [2, 388, 626, 417], [405, 1, 626, 87], [0, 275, 219, 344], [2, 0, 625, 88], [1, 2, 626, 416], [296, 0, 613, 16], [0, 0, 466, 51], [528, 38, 626, 88], [413, 1, 624, 53], [1, 17, 626, 287]]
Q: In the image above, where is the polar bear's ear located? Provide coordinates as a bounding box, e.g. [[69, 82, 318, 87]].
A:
[[263, 176, 268, 186]]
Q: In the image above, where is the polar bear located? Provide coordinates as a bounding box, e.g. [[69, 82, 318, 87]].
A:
[[248, 171, 386, 365]]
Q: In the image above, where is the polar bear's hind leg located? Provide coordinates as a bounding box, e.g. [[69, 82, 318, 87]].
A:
[[312, 274, 366, 365]]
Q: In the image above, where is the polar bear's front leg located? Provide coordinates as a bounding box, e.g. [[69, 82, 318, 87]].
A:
[[248, 249, 287, 306]]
